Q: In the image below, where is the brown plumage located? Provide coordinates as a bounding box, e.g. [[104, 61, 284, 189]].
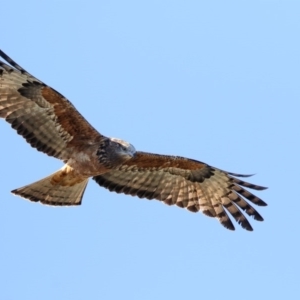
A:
[[0, 50, 267, 231]]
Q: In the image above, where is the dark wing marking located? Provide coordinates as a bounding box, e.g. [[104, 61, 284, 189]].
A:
[[94, 151, 267, 231], [0, 50, 102, 161]]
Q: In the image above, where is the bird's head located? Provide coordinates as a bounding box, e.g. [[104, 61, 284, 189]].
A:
[[97, 137, 136, 168]]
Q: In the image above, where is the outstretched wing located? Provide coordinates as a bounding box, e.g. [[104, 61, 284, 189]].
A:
[[0, 50, 102, 161], [93, 151, 267, 231]]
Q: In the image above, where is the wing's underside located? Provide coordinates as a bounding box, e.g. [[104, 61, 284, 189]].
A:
[[0, 50, 102, 161], [94, 151, 267, 231]]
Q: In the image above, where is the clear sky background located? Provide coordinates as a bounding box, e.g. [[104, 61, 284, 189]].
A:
[[1, 1, 299, 299]]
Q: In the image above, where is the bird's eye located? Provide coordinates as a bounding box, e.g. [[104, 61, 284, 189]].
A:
[[117, 143, 125, 151]]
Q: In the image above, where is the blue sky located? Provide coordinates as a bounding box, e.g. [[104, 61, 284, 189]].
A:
[[1, 1, 299, 299]]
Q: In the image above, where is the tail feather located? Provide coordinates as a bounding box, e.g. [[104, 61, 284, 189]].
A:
[[12, 171, 89, 206]]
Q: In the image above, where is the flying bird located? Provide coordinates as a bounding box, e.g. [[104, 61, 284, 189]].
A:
[[0, 49, 267, 231]]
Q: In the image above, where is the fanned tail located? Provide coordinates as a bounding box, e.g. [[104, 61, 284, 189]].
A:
[[12, 170, 89, 206]]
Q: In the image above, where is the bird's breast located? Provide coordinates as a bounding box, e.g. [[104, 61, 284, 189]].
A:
[[67, 148, 112, 177]]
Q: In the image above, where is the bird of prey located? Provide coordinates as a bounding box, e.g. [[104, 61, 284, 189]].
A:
[[0, 49, 267, 231]]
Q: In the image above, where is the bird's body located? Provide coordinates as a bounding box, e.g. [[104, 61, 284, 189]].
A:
[[0, 49, 267, 231]]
